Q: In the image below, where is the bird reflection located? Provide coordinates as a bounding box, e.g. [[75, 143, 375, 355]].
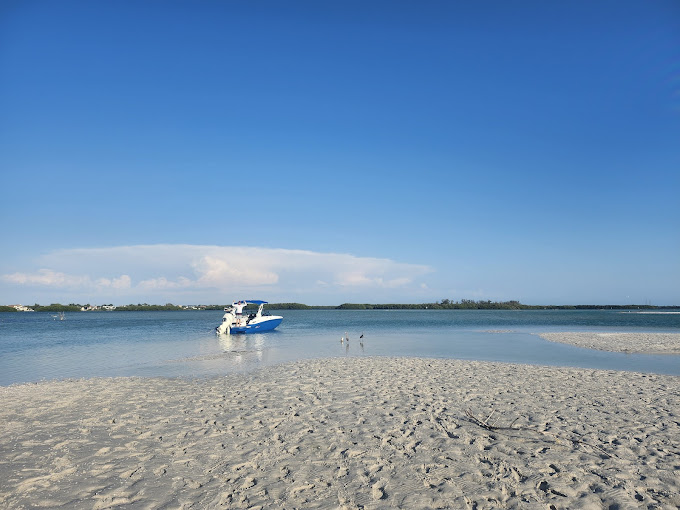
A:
[[340, 332, 365, 354]]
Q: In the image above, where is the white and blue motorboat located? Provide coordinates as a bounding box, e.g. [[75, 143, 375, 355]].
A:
[[216, 300, 283, 335]]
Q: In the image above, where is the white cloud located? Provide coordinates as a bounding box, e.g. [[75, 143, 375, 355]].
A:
[[3, 270, 134, 291], [96, 275, 132, 289], [3, 269, 90, 288], [193, 255, 279, 286], [112, 275, 132, 289], [2, 244, 434, 303], [138, 276, 192, 290]]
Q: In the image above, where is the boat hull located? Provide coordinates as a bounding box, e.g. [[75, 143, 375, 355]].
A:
[[230, 317, 283, 334]]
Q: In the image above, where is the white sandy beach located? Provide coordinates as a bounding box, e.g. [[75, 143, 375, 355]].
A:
[[537, 332, 680, 355], [1, 354, 679, 509]]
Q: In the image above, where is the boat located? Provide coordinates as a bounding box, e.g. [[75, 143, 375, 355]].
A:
[[216, 300, 283, 335]]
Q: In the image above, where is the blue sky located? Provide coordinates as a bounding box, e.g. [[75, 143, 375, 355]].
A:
[[1, 0, 679, 306]]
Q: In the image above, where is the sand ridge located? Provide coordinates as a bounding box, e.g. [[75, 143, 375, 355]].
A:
[[537, 332, 680, 355], [1, 357, 679, 509]]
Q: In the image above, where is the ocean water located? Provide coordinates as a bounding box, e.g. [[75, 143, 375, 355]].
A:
[[0, 309, 678, 385]]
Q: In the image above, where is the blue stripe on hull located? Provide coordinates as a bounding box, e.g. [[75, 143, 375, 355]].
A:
[[231, 317, 283, 334]]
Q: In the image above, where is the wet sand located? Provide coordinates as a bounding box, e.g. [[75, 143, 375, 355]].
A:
[[1, 356, 679, 509]]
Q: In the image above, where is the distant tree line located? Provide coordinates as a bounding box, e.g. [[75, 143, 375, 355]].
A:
[[20, 304, 82, 312], [116, 303, 184, 311], [265, 300, 676, 310], [1, 301, 677, 312], [36, 304, 82, 312], [333, 299, 526, 310]]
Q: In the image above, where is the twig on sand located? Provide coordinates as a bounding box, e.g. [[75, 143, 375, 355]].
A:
[[465, 408, 615, 458]]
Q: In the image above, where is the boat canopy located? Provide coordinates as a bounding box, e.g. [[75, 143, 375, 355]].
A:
[[245, 300, 268, 305]]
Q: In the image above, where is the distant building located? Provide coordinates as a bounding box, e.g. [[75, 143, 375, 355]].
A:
[[102, 305, 116, 311], [12, 305, 35, 312]]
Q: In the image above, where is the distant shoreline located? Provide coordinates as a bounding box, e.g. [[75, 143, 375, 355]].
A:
[[1, 301, 679, 313]]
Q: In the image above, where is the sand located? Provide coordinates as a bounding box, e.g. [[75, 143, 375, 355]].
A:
[[1, 356, 679, 509], [537, 332, 680, 355]]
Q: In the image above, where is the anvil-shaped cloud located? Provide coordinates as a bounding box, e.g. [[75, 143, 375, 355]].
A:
[[2, 245, 433, 303]]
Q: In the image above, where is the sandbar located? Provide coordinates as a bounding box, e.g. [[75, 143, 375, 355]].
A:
[[1, 357, 679, 509], [537, 332, 680, 355]]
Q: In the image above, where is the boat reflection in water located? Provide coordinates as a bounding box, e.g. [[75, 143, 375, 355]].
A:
[[217, 333, 266, 364]]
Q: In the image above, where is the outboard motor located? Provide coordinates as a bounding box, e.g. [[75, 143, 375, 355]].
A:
[[216, 308, 235, 335]]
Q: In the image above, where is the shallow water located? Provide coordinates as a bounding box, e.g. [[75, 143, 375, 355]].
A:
[[0, 309, 678, 385]]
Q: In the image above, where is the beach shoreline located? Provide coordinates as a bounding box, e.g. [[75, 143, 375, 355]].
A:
[[536, 332, 680, 355], [2, 356, 679, 509]]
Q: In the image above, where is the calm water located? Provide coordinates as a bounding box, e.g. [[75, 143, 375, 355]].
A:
[[1, 309, 679, 385]]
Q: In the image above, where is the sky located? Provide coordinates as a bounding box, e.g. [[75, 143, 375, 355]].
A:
[[1, 1, 679, 306]]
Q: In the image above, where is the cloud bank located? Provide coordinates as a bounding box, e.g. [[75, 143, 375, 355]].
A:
[[2, 245, 433, 304]]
